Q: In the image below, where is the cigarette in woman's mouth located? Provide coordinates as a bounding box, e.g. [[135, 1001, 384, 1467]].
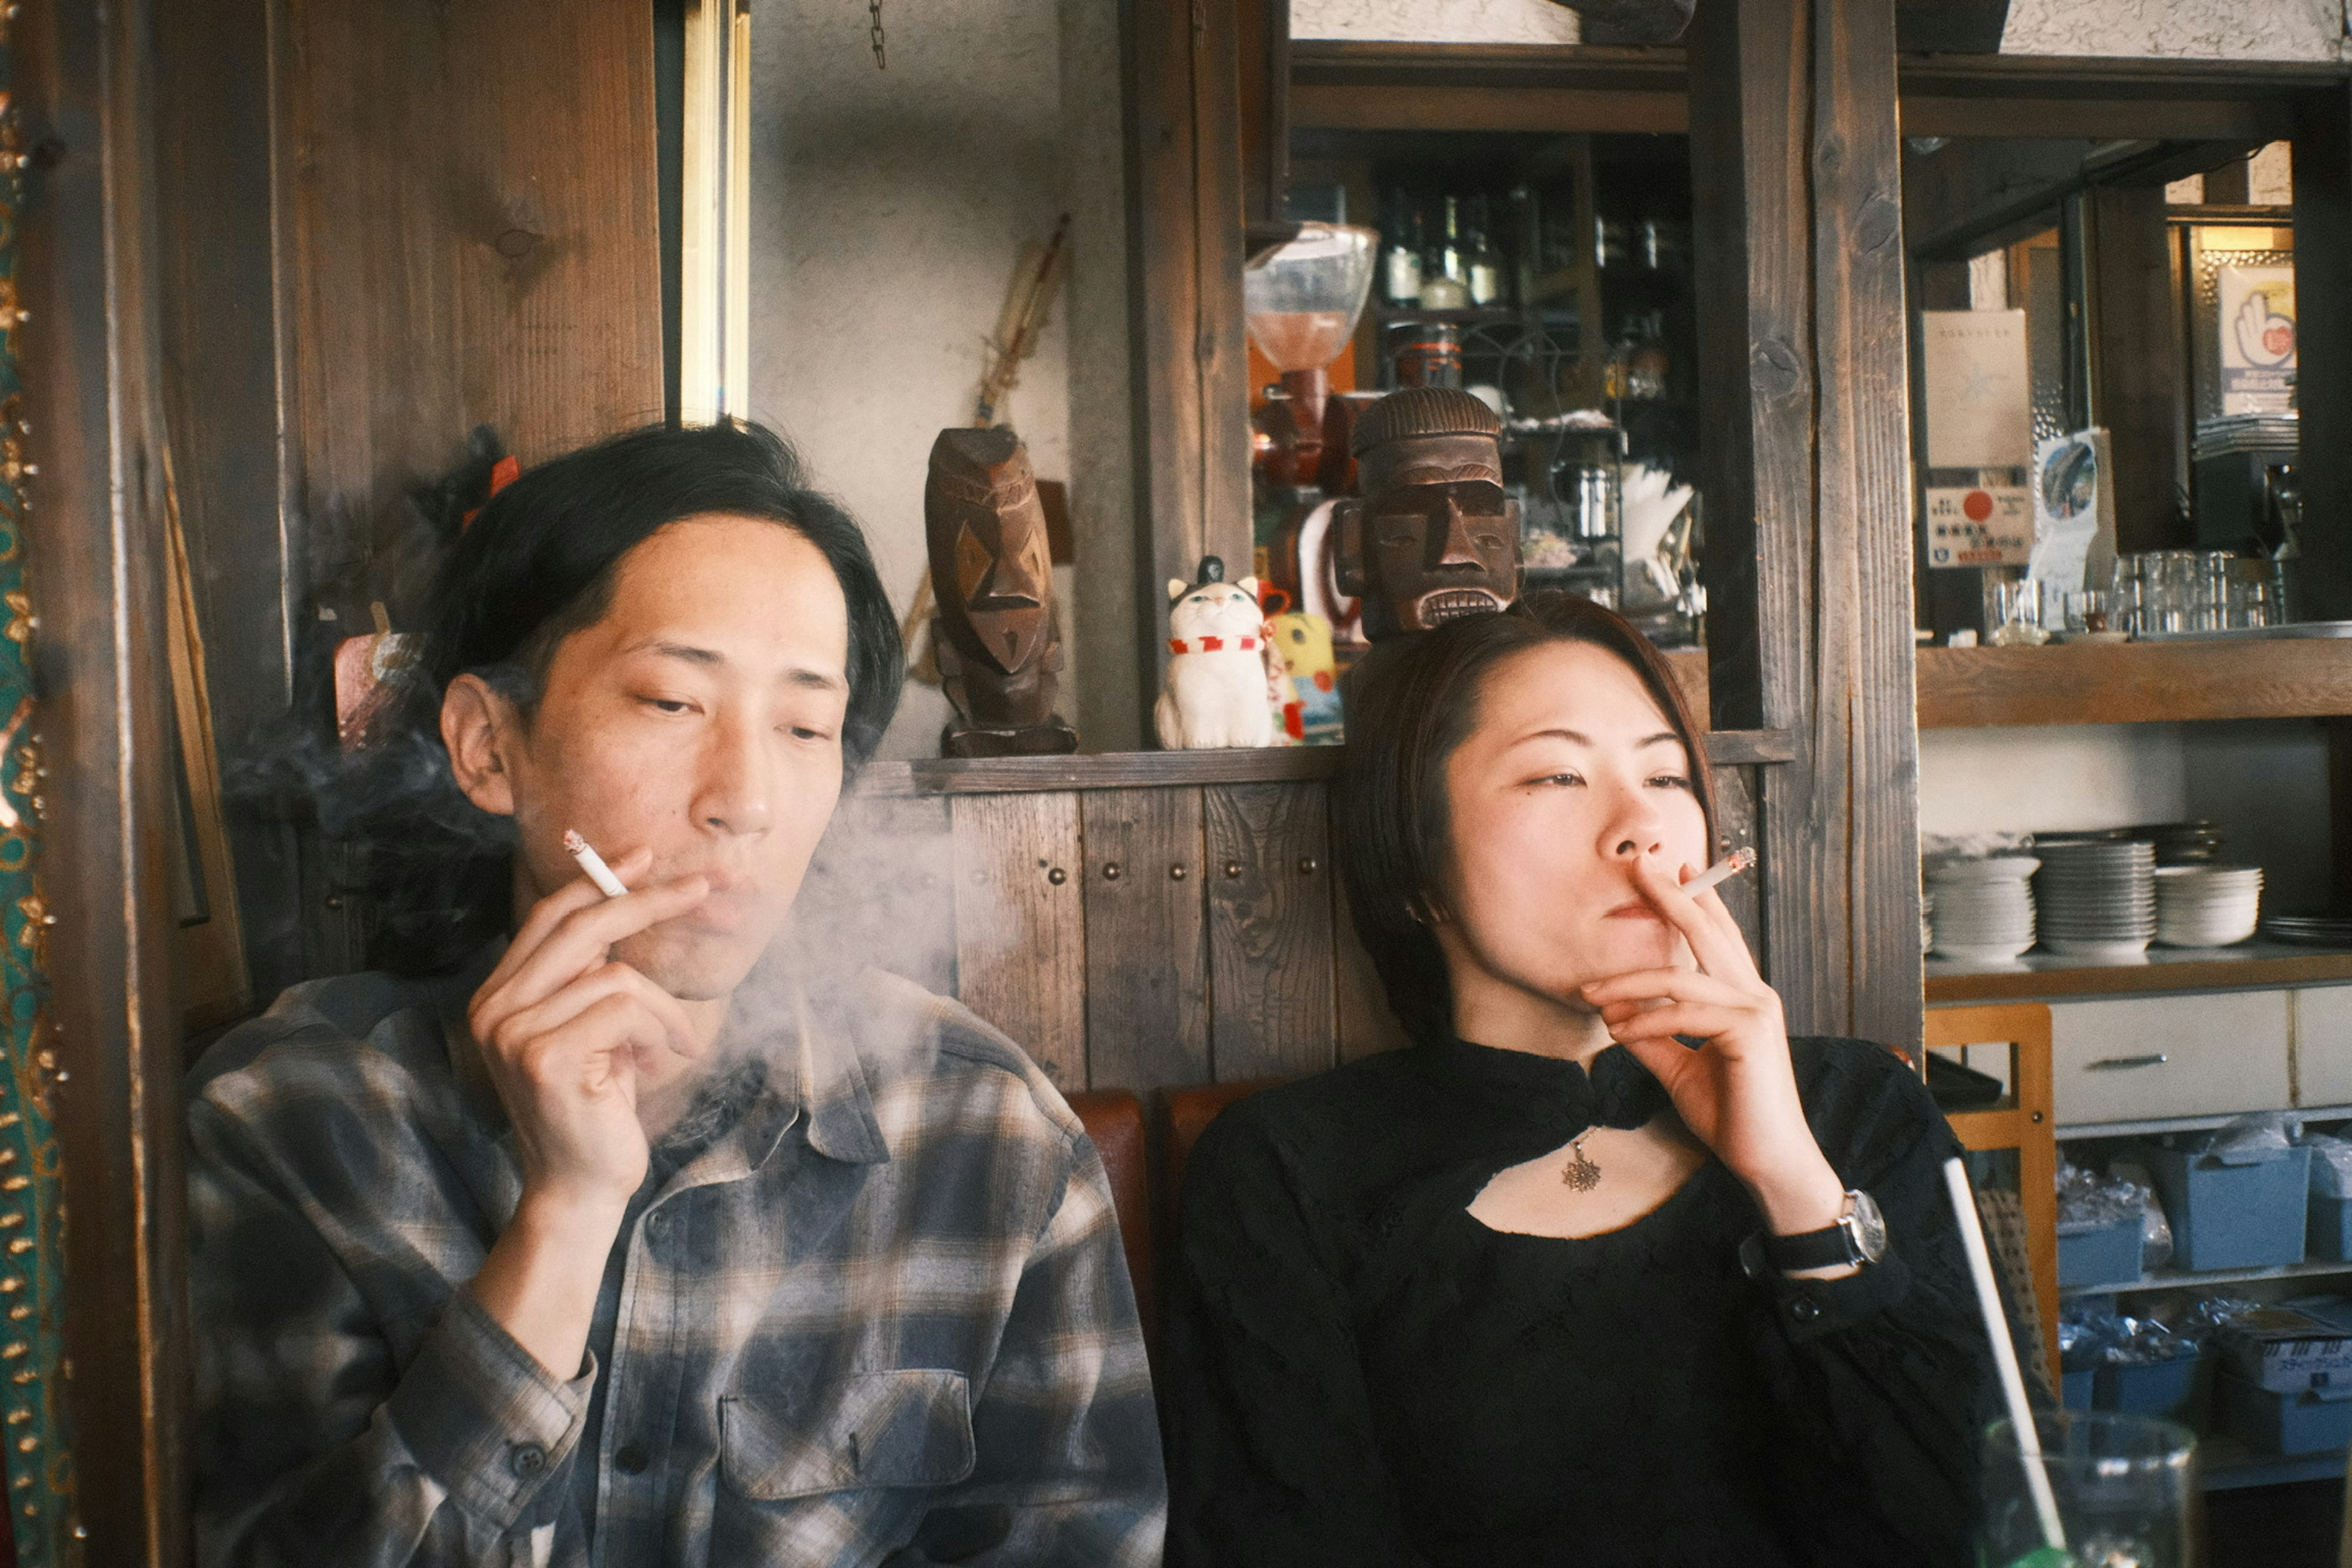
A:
[[562, 829, 630, 899], [1681, 845, 1757, 896]]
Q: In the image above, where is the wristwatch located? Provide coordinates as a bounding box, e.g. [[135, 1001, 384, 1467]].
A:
[[1740, 1188, 1888, 1277]]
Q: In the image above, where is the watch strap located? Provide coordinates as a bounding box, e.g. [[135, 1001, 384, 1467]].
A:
[[1760, 1217, 1864, 1273]]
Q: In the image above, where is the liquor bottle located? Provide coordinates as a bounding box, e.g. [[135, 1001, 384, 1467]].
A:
[[1466, 195, 1504, 307], [1381, 189, 1423, 305], [1436, 195, 1466, 287], [1628, 310, 1669, 400]]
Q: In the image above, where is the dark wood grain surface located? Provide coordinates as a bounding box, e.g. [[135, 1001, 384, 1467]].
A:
[[951, 793, 1087, 1088], [18, 1, 195, 1558], [1812, 0, 1924, 1052], [1082, 788, 1212, 1091], [1128, 0, 1251, 739], [1205, 783, 1336, 1080], [278, 0, 663, 546], [2294, 87, 2352, 623], [1917, 640, 2352, 728]]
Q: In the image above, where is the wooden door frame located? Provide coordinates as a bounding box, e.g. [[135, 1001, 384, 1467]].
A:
[[18, 0, 194, 1561]]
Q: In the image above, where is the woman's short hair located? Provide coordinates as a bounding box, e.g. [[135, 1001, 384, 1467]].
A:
[[331, 418, 902, 976], [1331, 591, 1716, 1048]]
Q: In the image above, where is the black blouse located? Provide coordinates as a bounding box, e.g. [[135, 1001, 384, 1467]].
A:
[[1164, 1036, 1995, 1568]]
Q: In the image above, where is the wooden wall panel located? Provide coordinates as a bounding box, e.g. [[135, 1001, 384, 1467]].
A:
[[1711, 764, 1766, 967], [1080, 788, 1210, 1090], [951, 793, 1086, 1088], [1205, 782, 1335, 1080], [278, 0, 664, 603], [2294, 86, 2352, 622]]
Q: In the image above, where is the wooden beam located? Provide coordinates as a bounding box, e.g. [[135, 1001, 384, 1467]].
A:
[[17, 0, 195, 1560], [1289, 83, 1688, 135], [1918, 640, 2352, 728], [1689, 0, 1921, 1049], [2294, 85, 2352, 622], [2086, 186, 2187, 555], [1124, 0, 1251, 742]]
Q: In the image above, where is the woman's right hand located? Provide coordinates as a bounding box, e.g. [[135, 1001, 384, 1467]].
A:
[[465, 848, 711, 1218]]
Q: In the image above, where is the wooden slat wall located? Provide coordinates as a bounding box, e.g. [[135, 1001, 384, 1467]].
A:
[[819, 762, 1776, 1093]]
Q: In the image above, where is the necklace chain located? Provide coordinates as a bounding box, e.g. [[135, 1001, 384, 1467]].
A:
[[869, 0, 886, 69]]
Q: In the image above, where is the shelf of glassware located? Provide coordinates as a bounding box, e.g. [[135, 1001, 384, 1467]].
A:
[[1926, 943, 2352, 1003]]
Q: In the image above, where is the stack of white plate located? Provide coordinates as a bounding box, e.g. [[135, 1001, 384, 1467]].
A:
[[1925, 856, 2040, 963], [2154, 864, 2263, 947], [2032, 839, 2157, 959]]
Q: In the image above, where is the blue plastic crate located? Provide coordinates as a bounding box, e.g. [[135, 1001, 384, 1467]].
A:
[[2094, 1355, 2207, 1428], [2057, 1216, 2142, 1287], [2146, 1143, 2312, 1273], [2062, 1368, 2094, 1411], [2310, 1193, 2352, 1263], [2219, 1369, 2352, 1456]]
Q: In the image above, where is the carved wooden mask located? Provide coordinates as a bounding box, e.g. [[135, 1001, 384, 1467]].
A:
[[1333, 428, 1521, 640], [925, 427, 1054, 676]]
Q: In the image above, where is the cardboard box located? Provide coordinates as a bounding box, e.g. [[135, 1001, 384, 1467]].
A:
[[2146, 1143, 2310, 1272], [2218, 1303, 2352, 1395]]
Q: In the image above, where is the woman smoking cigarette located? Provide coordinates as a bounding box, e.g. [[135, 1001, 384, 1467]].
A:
[[1681, 845, 1757, 897]]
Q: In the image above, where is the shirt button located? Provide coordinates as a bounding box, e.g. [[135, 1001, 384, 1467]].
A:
[[1790, 1295, 1822, 1323], [615, 1443, 651, 1476], [644, 1210, 670, 1239], [509, 1442, 548, 1480]]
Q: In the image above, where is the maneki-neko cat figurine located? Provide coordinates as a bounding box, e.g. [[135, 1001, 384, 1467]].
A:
[[1332, 386, 1522, 642], [924, 426, 1079, 756], [1155, 556, 1276, 750]]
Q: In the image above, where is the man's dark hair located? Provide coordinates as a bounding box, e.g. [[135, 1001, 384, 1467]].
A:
[[1330, 591, 1716, 1049], [343, 419, 903, 976]]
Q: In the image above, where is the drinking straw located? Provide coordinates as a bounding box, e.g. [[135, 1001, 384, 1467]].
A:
[[1943, 1156, 2068, 1558]]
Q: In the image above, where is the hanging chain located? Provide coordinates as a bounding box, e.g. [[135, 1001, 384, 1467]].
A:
[[869, 0, 886, 69]]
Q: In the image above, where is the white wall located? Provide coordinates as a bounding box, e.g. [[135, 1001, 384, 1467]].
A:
[[750, 0, 1128, 756], [2001, 0, 2348, 59], [1292, 0, 1579, 43], [1920, 720, 2332, 911]]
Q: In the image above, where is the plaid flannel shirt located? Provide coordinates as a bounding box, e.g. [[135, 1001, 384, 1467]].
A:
[[187, 951, 1165, 1567]]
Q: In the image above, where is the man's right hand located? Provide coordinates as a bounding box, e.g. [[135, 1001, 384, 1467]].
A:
[[462, 848, 712, 1383], [466, 847, 712, 1216]]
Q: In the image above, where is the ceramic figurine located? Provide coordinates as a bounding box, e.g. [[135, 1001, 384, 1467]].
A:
[[1262, 590, 1343, 745], [1155, 556, 1276, 750], [924, 426, 1079, 756], [1332, 385, 1521, 641]]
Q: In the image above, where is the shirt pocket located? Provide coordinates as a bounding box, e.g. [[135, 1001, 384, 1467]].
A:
[[719, 1369, 976, 1501]]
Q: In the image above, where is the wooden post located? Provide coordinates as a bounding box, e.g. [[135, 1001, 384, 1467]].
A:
[[18, 0, 195, 1560], [1123, 0, 1252, 742], [2293, 85, 2352, 622], [1688, 0, 1923, 1050]]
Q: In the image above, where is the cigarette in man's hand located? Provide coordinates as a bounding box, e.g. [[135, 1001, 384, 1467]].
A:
[[1682, 845, 1758, 896], [562, 829, 630, 899]]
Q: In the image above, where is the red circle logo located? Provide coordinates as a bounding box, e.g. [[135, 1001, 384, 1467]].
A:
[[1962, 489, 1995, 522]]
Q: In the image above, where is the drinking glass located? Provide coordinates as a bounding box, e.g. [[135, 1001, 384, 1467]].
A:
[[1980, 1412, 2195, 1568], [2196, 552, 2233, 631], [1988, 576, 2046, 646], [2059, 590, 2109, 635], [2109, 556, 2144, 637]]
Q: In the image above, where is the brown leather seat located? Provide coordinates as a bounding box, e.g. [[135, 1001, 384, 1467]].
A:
[[1067, 1090, 1153, 1340], [1161, 1079, 1287, 1210]]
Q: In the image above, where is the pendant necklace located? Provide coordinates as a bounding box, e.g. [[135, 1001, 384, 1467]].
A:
[[1561, 1131, 1602, 1191]]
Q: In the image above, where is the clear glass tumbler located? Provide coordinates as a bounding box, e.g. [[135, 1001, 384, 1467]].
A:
[[1980, 1412, 2195, 1568], [2109, 556, 2144, 638], [1989, 576, 2046, 646]]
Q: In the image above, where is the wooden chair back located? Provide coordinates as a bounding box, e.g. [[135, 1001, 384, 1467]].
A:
[[1925, 1002, 2060, 1383]]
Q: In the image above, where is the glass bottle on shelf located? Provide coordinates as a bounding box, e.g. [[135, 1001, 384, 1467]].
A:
[[1437, 195, 1466, 287], [1381, 189, 1423, 306], [1628, 311, 1669, 400], [1466, 195, 1504, 307]]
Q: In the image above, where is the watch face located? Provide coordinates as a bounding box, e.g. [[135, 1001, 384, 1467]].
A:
[[1848, 1189, 1889, 1262]]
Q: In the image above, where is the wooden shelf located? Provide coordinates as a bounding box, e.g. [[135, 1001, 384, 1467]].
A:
[[2060, 1256, 2352, 1298], [1926, 943, 2352, 1003], [1916, 638, 2352, 728]]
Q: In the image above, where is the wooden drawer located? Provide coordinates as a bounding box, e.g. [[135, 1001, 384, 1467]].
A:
[[2051, 992, 2291, 1126], [2293, 986, 2352, 1107]]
